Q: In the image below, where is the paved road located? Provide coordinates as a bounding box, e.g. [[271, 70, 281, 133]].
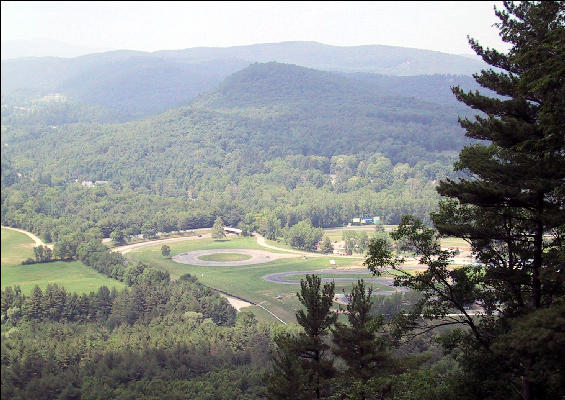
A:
[[172, 248, 298, 266]]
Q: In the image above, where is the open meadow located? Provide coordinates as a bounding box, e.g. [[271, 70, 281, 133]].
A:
[[1, 228, 125, 294]]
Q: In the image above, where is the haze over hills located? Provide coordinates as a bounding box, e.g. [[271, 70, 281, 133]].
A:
[[1, 41, 487, 120], [3, 62, 469, 176], [1, 45, 480, 233], [1, 38, 112, 60], [155, 41, 488, 75]]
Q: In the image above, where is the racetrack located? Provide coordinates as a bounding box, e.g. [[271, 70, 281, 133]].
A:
[[172, 248, 298, 266], [114, 234, 211, 254], [262, 268, 408, 295]]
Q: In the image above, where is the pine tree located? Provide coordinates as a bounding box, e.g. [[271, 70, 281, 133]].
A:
[[295, 275, 337, 399], [268, 275, 337, 399], [366, 2, 564, 399], [332, 280, 391, 400], [26, 285, 44, 321], [211, 216, 226, 240], [320, 236, 334, 254], [266, 332, 308, 400]]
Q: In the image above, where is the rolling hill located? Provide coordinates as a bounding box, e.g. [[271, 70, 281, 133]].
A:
[[1, 41, 487, 120], [1, 61, 474, 237]]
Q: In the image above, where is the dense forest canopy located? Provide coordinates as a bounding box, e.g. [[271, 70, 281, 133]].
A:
[[2, 62, 474, 241]]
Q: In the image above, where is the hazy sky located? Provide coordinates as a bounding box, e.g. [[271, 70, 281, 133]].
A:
[[1, 1, 510, 55]]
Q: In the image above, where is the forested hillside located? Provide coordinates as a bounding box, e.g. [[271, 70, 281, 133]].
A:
[[1, 41, 486, 121], [1, 62, 470, 242], [1, 55, 249, 120]]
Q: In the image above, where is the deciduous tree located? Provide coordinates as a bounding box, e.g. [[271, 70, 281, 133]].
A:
[[161, 244, 171, 257]]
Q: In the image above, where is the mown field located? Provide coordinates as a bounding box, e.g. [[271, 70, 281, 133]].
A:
[[126, 236, 378, 323], [1, 228, 125, 294], [199, 253, 252, 262], [1, 228, 36, 266]]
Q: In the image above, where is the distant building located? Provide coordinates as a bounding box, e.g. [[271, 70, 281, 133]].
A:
[[81, 180, 109, 187], [351, 216, 381, 225], [40, 93, 66, 103]]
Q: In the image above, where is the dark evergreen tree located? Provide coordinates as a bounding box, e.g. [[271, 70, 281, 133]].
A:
[[365, 2, 565, 399], [266, 332, 308, 400], [211, 216, 226, 240], [320, 236, 334, 254], [26, 285, 44, 321], [295, 275, 337, 399], [332, 280, 392, 400]]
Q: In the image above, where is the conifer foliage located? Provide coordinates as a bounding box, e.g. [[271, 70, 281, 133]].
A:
[[211, 216, 227, 240], [365, 2, 564, 399]]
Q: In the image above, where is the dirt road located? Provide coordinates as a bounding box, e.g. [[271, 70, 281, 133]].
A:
[[1, 226, 53, 249]]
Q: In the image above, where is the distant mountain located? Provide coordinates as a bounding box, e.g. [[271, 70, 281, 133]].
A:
[[1, 53, 250, 119], [1, 41, 486, 121], [1, 39, 112, 60], [155, 41, 488, 76], [188, 62, 470, 159], [3, 62, 470, 181], [2, 61, 475, 232]]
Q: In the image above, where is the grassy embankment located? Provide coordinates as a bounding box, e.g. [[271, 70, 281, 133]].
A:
[[126, 236, 389, 323], [1, 228, 124, 295]]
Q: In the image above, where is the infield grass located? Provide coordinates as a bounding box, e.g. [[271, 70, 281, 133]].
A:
[[199, 253, 252, 262]]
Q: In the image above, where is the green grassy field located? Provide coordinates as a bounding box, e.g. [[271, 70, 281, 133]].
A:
[[199, 253, 252, 262], [126, 236, 375, 323], [1, 228, 35, 266], [1, 227, 125, 295]]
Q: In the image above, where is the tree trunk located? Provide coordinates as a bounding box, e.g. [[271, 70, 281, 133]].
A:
[[532, 191, 544, 309], [522, 377, 531, 400]]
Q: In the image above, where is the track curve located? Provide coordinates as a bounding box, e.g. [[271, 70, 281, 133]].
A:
[[172, 249, 297, 266], [262, 268, 407, 295]]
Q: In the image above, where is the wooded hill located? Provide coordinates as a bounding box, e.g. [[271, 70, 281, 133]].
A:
[[2, 62, 473, 240], [1, 41, 486, 120]]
